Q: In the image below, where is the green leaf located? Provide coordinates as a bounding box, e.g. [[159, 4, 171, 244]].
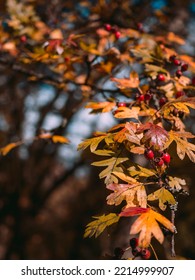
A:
[[84, 213, 120, 238]]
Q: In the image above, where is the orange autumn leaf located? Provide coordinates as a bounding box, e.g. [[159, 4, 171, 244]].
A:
[[167, 32, 185, 45], [129, 208, 175, 247], [114, 106, 140, 120], [0, 142, 21, 156], [85, 102, 116, 113], [111, 71, 140, 89], [52, 135, 69, 144]]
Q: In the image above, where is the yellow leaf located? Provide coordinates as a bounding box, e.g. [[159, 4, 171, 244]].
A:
[[130, 209, 175, 247], [164, 130, 195, 162], [128, 165, 156, 178], [52, 135, 69, 144], [0, 142, 20, 156], [148, 188, 176, 211], [78, 135, 107, 152], [114, 107, 140, 120], [112, 171, 137, 184], [85, 102, 116, 113], [84, 213, 120, 238]]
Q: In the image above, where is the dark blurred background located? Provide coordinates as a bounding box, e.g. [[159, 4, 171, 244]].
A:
[[0, 0, 195, 260]]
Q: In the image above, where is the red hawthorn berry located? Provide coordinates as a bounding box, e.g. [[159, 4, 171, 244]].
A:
[[117, 102, 127, 107], [141, 249, 151, 260], [192, 77, 195, 86], [155, 157, 164, 167], [20, 35, 27, 43], [181, 63, 188, 72], [157, 73, 165, 82], [144, 149, 154, 160], [144, 92, 152, 101], [115, 31, 121, 40], [137, 94, 145, 102], [161, 152, 171, 164], [104, 24, 112, 31], [129, 238, 139, 249], [176, 70, 182, 78], [173, 59, 181, 66], [175, 91, 185, 98], [159, 97, 167, 107], [169, 55, 176, 62]]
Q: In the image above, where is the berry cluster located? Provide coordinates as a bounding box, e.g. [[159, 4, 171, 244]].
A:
[[104, 24, 121, 40], [136, 92, 152, 103], [145, 149, 171, 167], [169, 55, 188, 78], [129, 238, 151, 260]]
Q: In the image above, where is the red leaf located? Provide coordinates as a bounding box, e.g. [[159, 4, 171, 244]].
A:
[[119, 207, 149, 217]]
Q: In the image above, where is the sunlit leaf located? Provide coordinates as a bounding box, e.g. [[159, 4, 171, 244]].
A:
[[114, 107, 140, 120], [111, 71, 140, 89], [52, 135, 69, 144], [0, 142, 21, 156], [85, 102, 116, 113], [130, 209, 175, 247], [164, 130, 195, 162]]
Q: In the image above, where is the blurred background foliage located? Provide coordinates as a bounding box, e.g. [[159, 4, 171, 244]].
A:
[[0, 0, 195, 259]]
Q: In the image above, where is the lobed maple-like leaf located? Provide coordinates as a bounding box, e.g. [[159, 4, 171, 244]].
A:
[[161, 97, 195, 116], [77, 135, 108, 153], [148, 187, 176, 211], [114, 107, 140, 120], [92, 157, 129, 184], [111, 71, 140, 89], [128, 165, 157, 178], [129, 208, 175, 248], [164, 130, 195, 162], [168, 176, 187, 193], [137, 123, 169, 150], [84, 213, 120, 238], [106, 182, 147, 208], [125, 122, 143, 145], [145, 64, 169, 79]]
